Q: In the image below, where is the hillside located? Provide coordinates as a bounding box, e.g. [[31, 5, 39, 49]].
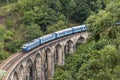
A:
[[53, 0, 120, 80], [0, 0, 104, 63], [0, 0, 120, 79]]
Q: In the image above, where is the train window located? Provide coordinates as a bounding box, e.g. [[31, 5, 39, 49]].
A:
[[59, 33, 62, 35], [66, 30, 70, 33], [60, 32, 64, 35], [27, 40, 36, 44]]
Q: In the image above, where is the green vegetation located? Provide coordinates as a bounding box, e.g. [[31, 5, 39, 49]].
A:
[[0, 0, 120, 79], [0, 70, 6, 80], [0, 0, 103, 61], [53, 0, 120, 80]]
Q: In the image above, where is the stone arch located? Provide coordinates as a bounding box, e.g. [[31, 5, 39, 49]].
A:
[[19, 64, 25, 80], [55, 44, 64, 66], [25, 58, 33, 80], [35, 53, 42, 80], [44, 48, 54, 79], [76, 36, 85, 45], [64, 40, 75, 54], [13, 71, 19, 80]]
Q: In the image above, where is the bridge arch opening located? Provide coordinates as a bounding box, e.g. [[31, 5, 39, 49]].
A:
[[55, 44, 64, 66], [76, 36, 85, 45], [13, 71, 19, 80], [19, 64, 24, 80], [64, 40, 75, 54], [26, 58, 33, 80], [35, 53, 42, 80], [76, 36, 85, 49]]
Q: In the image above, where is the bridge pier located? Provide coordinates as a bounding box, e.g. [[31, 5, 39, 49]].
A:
[[25, 59, 34, 80], [35, 54, 42, 80], [55, 44, 64, 66], [19, 65, 25, 80], [13, 72, 19, 80], [45, 48, 54, 79]]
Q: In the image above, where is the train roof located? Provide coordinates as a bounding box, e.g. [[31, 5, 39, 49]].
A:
[[39, 33, 55, 39], [72, 25, 86, 28], [54, 28, 72, 33], [22, 39, 39, 47]]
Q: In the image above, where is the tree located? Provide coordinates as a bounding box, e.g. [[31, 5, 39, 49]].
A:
[[22, 5, 66, 31], [46, 0, 62, 11], [0, 25, 10, 60], [0, 25, 5, 50], [86, 0, 120, 33], [0, 70, 6, 79], [23, 23, 43, 41], [45, 21, 67, 34], [60, 0, 76, 23]]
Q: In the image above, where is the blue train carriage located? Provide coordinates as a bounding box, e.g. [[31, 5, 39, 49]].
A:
[[22, 39, 40, 52], [72, 25, 87, 33], [54, 28, 73, 38], [40, 33, 56, 44]]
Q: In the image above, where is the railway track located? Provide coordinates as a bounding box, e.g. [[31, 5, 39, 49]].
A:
[[0, 51, 23, 71], [0, 32, 89, 71], [0, 33, 76, 71]]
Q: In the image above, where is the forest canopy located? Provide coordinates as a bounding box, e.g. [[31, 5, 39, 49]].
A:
[[0, 0, 104, 56], [53, 0, 120, 80], [0, 0, 120, 79]]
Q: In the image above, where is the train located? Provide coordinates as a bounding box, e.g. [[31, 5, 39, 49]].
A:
[[22, 25, 87, 52]]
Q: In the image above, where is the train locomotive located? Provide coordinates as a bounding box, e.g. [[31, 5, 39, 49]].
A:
[[22, 25, 87, 52]]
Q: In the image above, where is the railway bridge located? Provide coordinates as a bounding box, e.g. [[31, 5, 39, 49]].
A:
[[0, 31, 89, 80]]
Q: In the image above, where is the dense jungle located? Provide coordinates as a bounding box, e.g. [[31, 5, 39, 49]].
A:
[[0, 0, 120, 79]]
